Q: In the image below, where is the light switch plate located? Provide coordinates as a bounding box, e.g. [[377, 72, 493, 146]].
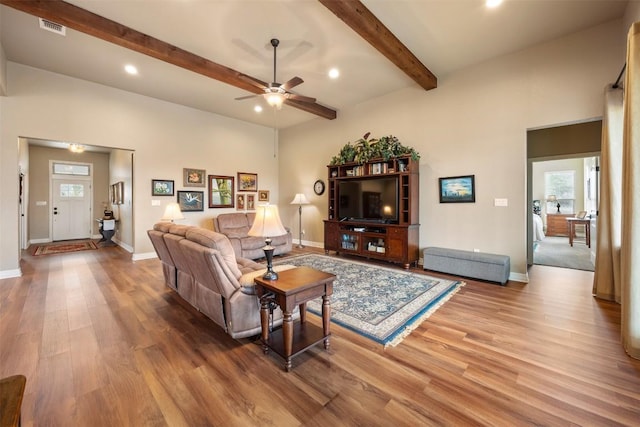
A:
[[151, 200, 161, 206], [494, 198, 508, 207]]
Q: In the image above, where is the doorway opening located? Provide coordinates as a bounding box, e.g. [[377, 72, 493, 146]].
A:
[[526, 119, 601, 271], [50, 161, 93, 241], [531, 155, 599, 271]]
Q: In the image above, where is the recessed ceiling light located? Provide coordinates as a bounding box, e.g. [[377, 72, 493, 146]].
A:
[[124, 64, 138, 75], [486, 0, 503, 8], [328, 68, 340, 79], [254, 105, 263, 113]]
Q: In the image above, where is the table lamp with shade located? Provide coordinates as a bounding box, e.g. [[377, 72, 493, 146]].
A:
[[248, 204, 287, 280], [162, 202, 184, 222], [290, 193, 310, 248], [546, 195, 560, 213]]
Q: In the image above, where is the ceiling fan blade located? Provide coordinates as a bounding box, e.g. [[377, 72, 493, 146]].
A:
[[287, 93, 316, 103], [235, 94, 259, 101], [238, 74, 268, 90], [284, 99, 336, 120], [281, 76, 304, 91]]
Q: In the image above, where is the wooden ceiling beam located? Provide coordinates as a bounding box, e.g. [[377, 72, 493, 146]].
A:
[[318, 0, 437, 91], [0, 0, 337, 120]]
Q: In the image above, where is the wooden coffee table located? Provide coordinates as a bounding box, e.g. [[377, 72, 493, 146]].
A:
[[254, 266, 335, 371]]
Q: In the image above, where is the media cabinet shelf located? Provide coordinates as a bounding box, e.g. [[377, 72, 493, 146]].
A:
[[324, 155, 419, 268]]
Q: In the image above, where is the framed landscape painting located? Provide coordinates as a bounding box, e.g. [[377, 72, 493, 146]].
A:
[[208, 175, 234, 208], [439, 175, 475, 203]]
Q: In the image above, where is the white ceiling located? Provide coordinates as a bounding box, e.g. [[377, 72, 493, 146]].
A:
[[1, 0, 630, 130]]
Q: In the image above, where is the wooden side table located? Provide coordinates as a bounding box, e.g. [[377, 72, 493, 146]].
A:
[[566, 217, 591, 247], [0, 374, 26, 427], [254, 266, 335, 371]]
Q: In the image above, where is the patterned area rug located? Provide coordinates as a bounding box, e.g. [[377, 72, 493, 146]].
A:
[[33, 241, 99, 256], [275, 254, 463, 347]]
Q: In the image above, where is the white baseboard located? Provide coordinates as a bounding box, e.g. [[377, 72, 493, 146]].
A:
[[298, 240, 323, 249], [29, 238, 51, 245], [112, 238, 133, 253], [0, 268, 22, 279], [509, 272, 529, 283], [133, 252, 158, 261]]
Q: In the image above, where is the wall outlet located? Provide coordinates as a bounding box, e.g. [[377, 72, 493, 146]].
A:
[[473, 248, 480, 252], [151, 200, 160, 206]]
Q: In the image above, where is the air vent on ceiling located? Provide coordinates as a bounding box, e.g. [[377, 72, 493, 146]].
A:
[[39, 18, 66, 36]]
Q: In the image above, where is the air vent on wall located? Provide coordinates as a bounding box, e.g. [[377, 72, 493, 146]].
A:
[[39, 18, 66, 36]]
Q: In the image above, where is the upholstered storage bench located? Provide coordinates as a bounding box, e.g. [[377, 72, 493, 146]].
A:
[[423, 247, 510, 285]]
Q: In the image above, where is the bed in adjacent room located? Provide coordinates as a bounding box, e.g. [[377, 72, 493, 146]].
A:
[[533, 213, 545, 241]]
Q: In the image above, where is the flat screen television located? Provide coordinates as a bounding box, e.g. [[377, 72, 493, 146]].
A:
[[338, 177, 399, 223]]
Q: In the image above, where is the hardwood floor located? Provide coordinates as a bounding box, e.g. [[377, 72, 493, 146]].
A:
[[1, 245, 639, 426]]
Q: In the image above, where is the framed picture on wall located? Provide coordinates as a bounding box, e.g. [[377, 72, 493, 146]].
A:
[[258, 190, 269, 202], [112, 181, 125, 204], [177, 190, 204, 211], [247, 194, 255, 210], [152, 179, 174, 196], [183, 168, 206, 187], [208, 175, 234, 208], [237, 172, 257, 192], [438, 175, 475, 203], [236, 194, 245, 210]]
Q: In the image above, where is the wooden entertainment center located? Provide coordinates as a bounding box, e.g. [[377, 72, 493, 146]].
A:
[[323, 155, 419, 268]]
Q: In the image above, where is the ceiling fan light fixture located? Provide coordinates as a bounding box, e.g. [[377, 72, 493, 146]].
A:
[[265, 92, 285, 109]]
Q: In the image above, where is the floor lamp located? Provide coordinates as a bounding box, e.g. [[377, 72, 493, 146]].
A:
[[290, 193, 310, 248]]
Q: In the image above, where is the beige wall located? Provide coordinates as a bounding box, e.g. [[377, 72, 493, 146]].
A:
[[109, 149, 134, 250], [1, 63, 278, 274], [27, 145, 110, 241], [279, 19, 625, 278], [624, 3, 640, 34], [0, 16, 633, 277]]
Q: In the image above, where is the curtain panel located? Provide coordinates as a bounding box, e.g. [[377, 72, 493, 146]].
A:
[[621, 22, 640, 360], [592, 86, 623, 302]]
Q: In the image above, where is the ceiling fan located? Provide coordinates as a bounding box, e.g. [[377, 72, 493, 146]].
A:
[[235, 38, 317, 109]]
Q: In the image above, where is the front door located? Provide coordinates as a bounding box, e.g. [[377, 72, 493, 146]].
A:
[[52, 178, 91, 241]]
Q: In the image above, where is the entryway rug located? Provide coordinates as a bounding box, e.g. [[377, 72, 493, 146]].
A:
[[275, 254, 463, 347], [33, 240, 99, 256]]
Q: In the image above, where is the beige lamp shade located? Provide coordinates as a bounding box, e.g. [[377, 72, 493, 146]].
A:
[[161, 203, 184, 222], [290, 193, 310, 205], [248, 204, 287, 238]]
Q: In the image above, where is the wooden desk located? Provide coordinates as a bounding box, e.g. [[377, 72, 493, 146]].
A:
[[566, 218, 591, 248], [254, 266, 335, 371]]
